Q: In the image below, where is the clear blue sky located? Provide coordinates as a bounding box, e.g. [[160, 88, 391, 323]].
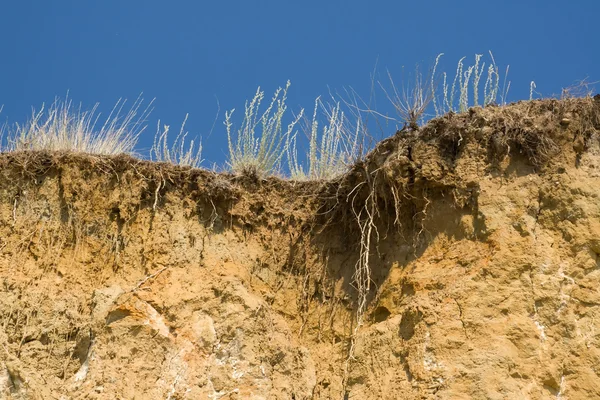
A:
[[0, 0, 597, 166]]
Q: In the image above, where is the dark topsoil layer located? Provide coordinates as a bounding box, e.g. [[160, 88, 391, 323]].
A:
[[0, 96, 599, 231]]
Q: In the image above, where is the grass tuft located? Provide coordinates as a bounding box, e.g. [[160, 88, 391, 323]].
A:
[[287, 97, 360, 180], [379, 66, 433, 129], [2, 95, 152, 155], [434, 52, 509, 116], [151, 114, 203, 168], [225, 81, 303, 177]]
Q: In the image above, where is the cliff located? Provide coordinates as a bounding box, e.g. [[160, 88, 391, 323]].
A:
[[1, 96, 599, 399]]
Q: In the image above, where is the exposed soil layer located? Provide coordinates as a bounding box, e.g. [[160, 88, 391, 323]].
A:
[[1, 97, 600, 399]]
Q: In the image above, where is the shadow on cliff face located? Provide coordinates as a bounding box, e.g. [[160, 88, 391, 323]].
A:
[[309, 96, 600, 313]]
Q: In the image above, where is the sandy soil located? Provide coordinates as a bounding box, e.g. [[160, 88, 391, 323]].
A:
[[1, 97, 599, 399]]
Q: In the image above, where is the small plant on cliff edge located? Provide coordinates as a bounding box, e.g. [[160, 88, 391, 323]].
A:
[[151, 114, 203, 168], [433, 52, 510, 116], [379, 65, 433, 129], [7, 95, 152, 155], [287, 96, 360, 180], [371, 52, 510, 130], [225, 81, 304, 177]]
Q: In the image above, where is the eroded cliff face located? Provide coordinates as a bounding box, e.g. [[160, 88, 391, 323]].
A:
[[0, 97, 599, 399]]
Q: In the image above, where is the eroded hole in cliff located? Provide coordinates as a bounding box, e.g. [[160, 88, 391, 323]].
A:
[[399, 308, 423, 340], [371, 306, 392, 323]]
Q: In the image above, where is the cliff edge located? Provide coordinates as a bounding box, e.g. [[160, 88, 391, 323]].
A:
[[1, 97, 600, 399]]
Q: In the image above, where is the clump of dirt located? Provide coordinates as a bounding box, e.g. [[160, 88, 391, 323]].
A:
[[1, 96, 599, 399]]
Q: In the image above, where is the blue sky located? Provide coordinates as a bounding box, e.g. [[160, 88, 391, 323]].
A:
[[0, 0, 597, 167]]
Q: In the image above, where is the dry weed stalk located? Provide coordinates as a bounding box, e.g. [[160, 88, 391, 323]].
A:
[[132, 266, 169, 293], [561, 78, 598, 99], [380, 67, 432, 129]]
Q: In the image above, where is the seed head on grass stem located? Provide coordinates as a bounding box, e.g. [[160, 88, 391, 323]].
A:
[[225, 81, 303, 177], [287, 96, 360, 180]]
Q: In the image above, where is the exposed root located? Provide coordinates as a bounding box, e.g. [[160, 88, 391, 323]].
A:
[[414, 192, 431, 250], [341, 171, 379, 397], [153, 173, 165, 212], [132, 266, 169, 293], [12, 197, 17, 226], [166, 370, 184, 400]]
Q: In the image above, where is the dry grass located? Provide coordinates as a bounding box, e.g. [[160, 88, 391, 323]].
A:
[[1, 95, 152, 155], [435, 52, 508, 115], [225, 81, 304, 177], [379, 66, 433, 129], [561, 78, 598, 99], [151, 114, 203, 168], [352, 52, 510, 134], [287, 97, 360, 181]]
